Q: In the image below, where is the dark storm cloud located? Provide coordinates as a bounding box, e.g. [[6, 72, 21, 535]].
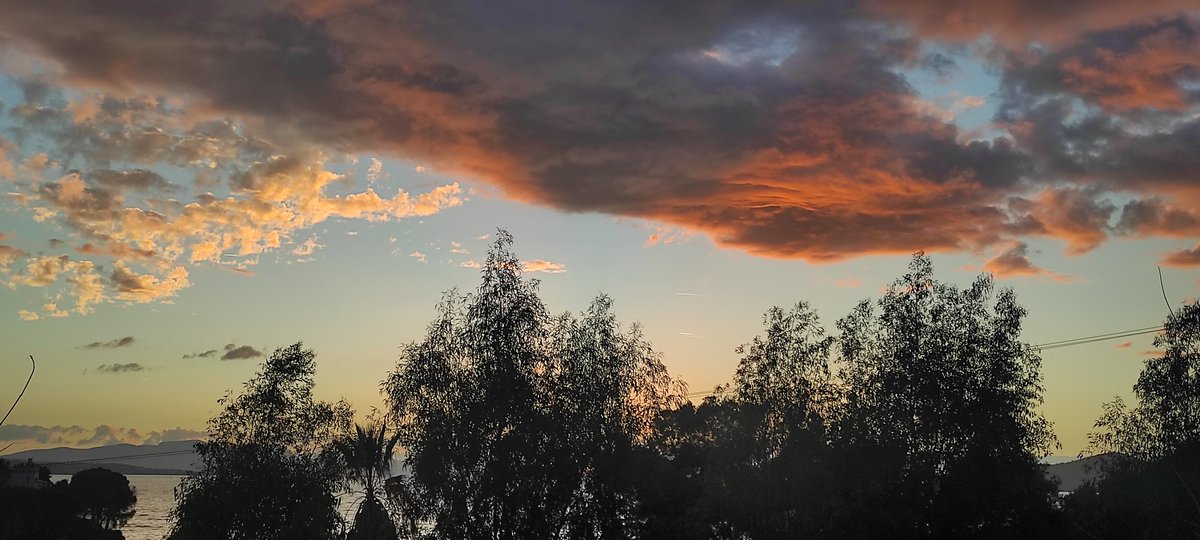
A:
[[79, 336, 135, 349], [0, 0, 1196, 266]]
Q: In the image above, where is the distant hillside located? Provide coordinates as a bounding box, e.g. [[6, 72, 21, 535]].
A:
[[1045, 453, 1123, 492], [1, 440, 201, 474]]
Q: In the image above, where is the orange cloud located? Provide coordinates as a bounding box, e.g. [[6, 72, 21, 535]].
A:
[[863, 0, 1196, 45], [0, 0, 1196, 276], [983, 241, 1073, 282], [522, 259, 567, 274]]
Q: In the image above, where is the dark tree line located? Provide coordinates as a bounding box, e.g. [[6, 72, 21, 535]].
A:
[[166, 232, 1200, 539], [0, 465, 136, 539]]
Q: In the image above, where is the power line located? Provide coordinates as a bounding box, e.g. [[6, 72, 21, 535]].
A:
[[1035, 326, 1163, 348], [1038, 328, 1163, 351]]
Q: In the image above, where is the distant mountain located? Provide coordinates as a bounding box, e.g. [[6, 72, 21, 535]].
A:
[[1, 440, 201, 475], [1045, 453, 1123, 492]]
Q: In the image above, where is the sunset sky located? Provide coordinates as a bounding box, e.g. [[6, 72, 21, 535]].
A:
[[1, 0, 1199, 456]]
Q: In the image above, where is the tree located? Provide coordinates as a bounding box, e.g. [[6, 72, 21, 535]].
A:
[[335, 420, 401, 540], [834, 253, 1058, 537], [70, 467, 137, 530], [1064, 301, 1200, 538], [170, 343, 352, 540], [384, 230, 683, 539], [663, 302, 841, 539]]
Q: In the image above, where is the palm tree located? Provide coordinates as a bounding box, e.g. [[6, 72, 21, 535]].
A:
[[336, 421, 401, 540]]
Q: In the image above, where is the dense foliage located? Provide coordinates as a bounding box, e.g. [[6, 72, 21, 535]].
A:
[[143, 233, 1200, 539], [169, 343, 352, 540], [1062, 301, 1200, 539], [0, 465, 132, 539], [383, 231, 684, 539]]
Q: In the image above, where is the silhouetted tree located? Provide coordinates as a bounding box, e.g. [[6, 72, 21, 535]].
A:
[[835, 254, 1059, 537], [170, 342, 352, 540], [384, 230, 683, 539], [336, 420, 401, 540], [1063, 301, 1200, 538], [1, 473, 125, 539], [70, 467, 137, 530], [674, 303, 841, 538]]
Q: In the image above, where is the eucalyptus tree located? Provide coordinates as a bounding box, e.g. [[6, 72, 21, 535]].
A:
[[834, 254, 1058, 537], [170, 343, 352, 540], [384, 230, 683, 539]]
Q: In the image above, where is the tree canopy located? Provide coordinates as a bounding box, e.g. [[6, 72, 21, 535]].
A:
[[384, 230, 684, 539], [170, 343, 352, 540]]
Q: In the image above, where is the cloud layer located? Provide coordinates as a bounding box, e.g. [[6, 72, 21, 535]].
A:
[[0, 0, 1196, 301], [0, 423, 205, 452]]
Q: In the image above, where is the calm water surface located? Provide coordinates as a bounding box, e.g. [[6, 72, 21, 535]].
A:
[[54, 474, 364, 540]]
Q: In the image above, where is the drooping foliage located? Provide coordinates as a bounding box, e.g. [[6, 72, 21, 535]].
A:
[[384, 230, 684, 539], [170, 343, 352, 540]]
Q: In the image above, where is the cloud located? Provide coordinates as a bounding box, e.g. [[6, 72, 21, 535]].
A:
[[834, 277, 863, 288], [449, 241, 468, 254], [459, 260, 481, 269], [220, 344, 262, 360], [983, 242, 1071, 282], [80, 336, 135, 349], [0, 423, 206, 452], [96, 362, 145, 373], [1162, 243, 1200, 267], [366, 158, 384, 183], [864, 0, 1196, 45], [521, 259, 567, 274], [409, 251, 427, 263], [0, 88, 462, 318], [0, 1, 1195, 268], [182, 349, 219, 359]]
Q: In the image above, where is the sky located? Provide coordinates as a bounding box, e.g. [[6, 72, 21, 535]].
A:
[[0, 0, 1199, 456]]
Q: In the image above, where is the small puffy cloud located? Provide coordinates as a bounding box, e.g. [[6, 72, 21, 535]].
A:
[[460, 259, 481, 269], [409, 251, 427, 263], [96, 362, 145, 373], [1162, 243, 1200, 267], [292, 237, 325, 257], [0, 234, 26, 271], [18, 310, 39, 321], [182, 349, 219, 359], [109, 262, 190, 304], [521, 259, 567, 274], [449, 241, 469, 254], [80, 336, 135, 349], [42, 303, 70, 318], [983, 242, 1072, 282], [220, 344, 262, 360], [835, 277, 863, 288], [366, 158, 384, 183]]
